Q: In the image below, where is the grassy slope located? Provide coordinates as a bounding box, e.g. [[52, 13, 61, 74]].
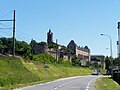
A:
[[94, 77, 120, 90], [24, 62, 92, 82], [0, 55, 40, 89], [0, 55, 92, 89]]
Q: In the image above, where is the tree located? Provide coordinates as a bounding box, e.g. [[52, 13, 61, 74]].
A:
[[113, 57, 120, 66], [93, 61, 99, 68], [48, 43, 57, 49], [30, 39, 37, 47], [0, 37, 11, 53], [105, 56, 112, 71], [38, 42, 47, 45]]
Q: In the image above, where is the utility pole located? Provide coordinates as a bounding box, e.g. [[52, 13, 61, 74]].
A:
[[0, 10, 16, 57], [13, 10, 15, 57], [56, 39, 58, 61]]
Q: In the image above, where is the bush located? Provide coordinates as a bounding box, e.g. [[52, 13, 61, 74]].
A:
[[33, 53, 56, 64]]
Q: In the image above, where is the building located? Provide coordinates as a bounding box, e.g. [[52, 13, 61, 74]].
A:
[[67, 40, 90, 66], [91, 55, 105, 68], [47, 29, 53, 44], [33, 44, 47, 54], [33, 30, 91, 65], [67, 40, 76, 55]]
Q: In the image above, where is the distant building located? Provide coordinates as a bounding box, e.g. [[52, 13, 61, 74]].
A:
[[33, 44, 47, 54], [67, 40, 76, 55], [91, 55, 105, 68], [67, 40, 90, 66], [47, 29, 53, 44], [33, 30, 91, 65]]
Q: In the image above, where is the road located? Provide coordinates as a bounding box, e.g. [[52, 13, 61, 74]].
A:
[[16, 75, 103, 90]]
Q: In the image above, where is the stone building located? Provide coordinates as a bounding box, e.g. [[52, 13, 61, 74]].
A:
[[33, 44, 48, 54], [33, 30, 91, 65], [47, 29, 53, 44], [67, 40, 90, 66]]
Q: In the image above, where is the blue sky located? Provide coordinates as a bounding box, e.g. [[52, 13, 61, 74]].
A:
[[0, 0, 120, 57]]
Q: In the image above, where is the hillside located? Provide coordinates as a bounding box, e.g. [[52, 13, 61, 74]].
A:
[[0, 55, 40, 89], [0, 55, 92, 89]]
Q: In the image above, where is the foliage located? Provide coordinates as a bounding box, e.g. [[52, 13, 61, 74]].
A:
[[105, 56, 111, 70], [113, 57, 120, 66], [0, 37, 31, 56], [93, 61, 99, 68], [23, 46, 33, 60], [67, 48, 73, 54], [71, 55, 79, 66], [29, 39, 37, 47], [58, 59, 72, 66], [33, 53, 56, 64], [38, 42, 47, 45], [16, 41, 28, 51], [0, 37, 13, 53], [58, 58, 63, 64], [48, 43, 57, 49], [74, 59, 81, 66]]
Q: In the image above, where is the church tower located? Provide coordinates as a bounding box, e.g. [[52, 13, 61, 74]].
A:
[[47, 29, 53, 44]]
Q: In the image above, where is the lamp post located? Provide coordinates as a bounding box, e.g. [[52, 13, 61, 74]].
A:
[[100, 34, 113, 57], [100, 33, 113, 76]]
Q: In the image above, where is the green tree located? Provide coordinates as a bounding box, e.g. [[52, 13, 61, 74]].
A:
[[93, 61, 99, 68], [113, 57, 119, 66], [38, 42, 47, 45], [30, 39, 37, 47], [48, 43, 57, 49], [105, 56, 113, 71]]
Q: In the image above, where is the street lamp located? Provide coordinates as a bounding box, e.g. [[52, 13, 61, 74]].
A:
[[100, 33, 113, 76], [100, 34, 113, 57]]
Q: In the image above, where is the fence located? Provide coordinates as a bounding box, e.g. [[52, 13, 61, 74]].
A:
[[113, 69, 120, 85]]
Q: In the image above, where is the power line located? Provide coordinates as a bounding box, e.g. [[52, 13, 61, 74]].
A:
[[0, 23, 12, 28], [0, 10, 40, 44], [0, 23, 12, 35], [0, 30, 12, 36], [0, 22, 12, 30], [16, 28, 39, 41], [0, 10, 16, 57], [0, 10, 14, 18], [17, 30, 31, 38], [16, 35, 30, 43], [0, 28, 12, 29], [16, 32, 31, 40]]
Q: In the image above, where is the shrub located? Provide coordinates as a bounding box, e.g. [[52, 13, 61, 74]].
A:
[[33, 53, 56, 64]]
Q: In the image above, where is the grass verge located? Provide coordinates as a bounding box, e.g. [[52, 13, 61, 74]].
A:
[[94, 77, 120, 90]]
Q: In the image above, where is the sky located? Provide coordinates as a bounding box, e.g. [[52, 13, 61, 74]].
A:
[[0, 0, 120, 57]]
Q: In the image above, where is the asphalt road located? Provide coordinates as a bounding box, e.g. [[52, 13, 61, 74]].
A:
[[16, 75, 103, 90]]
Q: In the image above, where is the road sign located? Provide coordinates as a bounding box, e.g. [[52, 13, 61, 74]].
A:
[[44, 65, 49, 68]]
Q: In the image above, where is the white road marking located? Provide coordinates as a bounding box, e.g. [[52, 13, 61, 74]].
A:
[[16, 75, 102, 90], [51, 80, 74, 90], [86, 76, 102, 90]]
